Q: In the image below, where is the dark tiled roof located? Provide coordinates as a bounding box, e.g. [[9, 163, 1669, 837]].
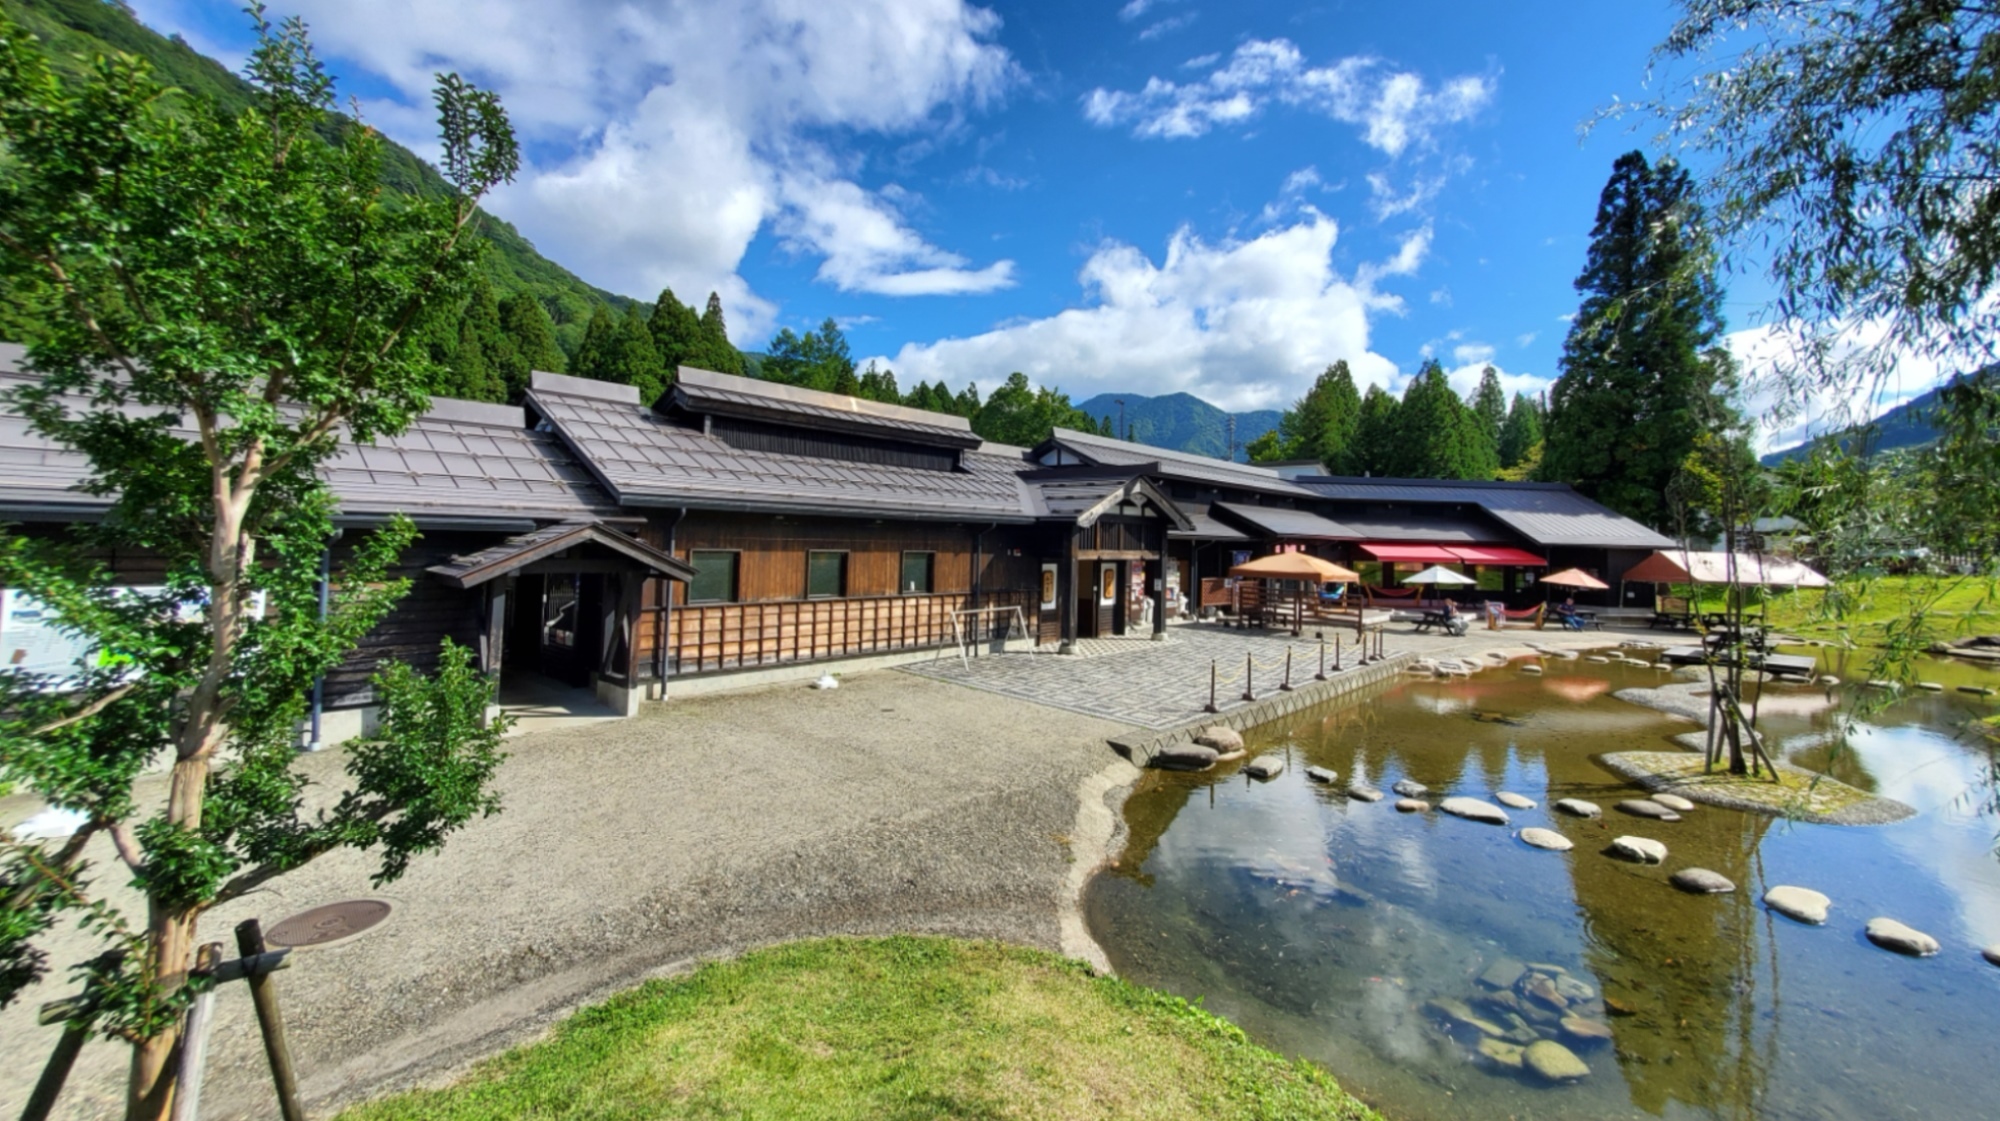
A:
[[0, 350, 607, 523], [1025, 473, 1193, 530], [669, 366, 980, 449], [527, 377, 1034, 522], [1170, 505, 1251, 541], [1322, 509, 1507, 544], [1292, 476, 1675, 549], [1037, 428, 1314, 497], [1211, 501, 1358, 539], [427, 520, 695, 588]]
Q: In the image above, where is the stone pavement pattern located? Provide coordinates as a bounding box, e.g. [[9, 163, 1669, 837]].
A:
[[905, 620, 1631, 728]]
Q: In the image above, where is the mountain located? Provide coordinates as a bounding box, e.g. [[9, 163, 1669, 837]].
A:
[[2, 0, 637, 355], [1759, 385, 1945, 466], [1072, 392, 1281, 462]]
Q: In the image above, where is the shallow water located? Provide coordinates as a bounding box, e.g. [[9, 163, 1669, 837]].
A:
[[1084, 652, 2000, 1121]]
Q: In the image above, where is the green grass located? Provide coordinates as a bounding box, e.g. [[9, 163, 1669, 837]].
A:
[[338, 936, 1381, 1121], [1682, 574, 2000, 648]]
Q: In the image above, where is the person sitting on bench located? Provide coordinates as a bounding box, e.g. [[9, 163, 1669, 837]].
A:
[[1555, 595, 1585, 631], [1441, 598, 1469, 637]]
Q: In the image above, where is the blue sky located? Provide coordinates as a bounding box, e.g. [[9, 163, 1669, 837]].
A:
[[127, 1, 1930, 447]]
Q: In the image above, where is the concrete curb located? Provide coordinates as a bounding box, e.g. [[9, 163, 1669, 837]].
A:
[[1105, 651, 1416, 767]]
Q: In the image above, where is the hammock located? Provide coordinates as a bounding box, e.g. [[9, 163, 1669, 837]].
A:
[[1364, 585, 1422, 601], [1501, 605, 1543, 619]]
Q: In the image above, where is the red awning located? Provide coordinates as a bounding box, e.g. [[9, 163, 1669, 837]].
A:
[[1358, 544, 1461, 564], [1449, 546, 1546, 566]]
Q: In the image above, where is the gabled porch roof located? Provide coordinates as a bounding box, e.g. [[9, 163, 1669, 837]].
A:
[[427, 520, 697, 589]]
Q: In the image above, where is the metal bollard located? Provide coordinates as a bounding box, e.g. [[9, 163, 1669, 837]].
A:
[[1315, 637, 1327, 681], [1280, 648, 1294, 691], [1241, 653, 1256, 702], [1205, 659, 1220, 714]]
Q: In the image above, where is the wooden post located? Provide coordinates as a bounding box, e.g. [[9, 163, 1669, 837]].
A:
[[1280, 648, 1294, 691], [1315, 637, 1327, 681], [1334, 634, 1342, 672], [1241, 653, 1255, 702], [170, 943, 225, 1121], [235, 920, 306, 1121], [1205, 660, 1219, 714], [23, 951, 123, 1121]]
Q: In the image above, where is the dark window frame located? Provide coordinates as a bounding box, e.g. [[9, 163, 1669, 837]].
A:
[[899, 551, 936, 595], [686, 549, 740, 604], [806, 550, 848, 599]]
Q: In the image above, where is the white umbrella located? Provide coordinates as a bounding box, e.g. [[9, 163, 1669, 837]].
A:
[[1399, 565, 1476, 587]]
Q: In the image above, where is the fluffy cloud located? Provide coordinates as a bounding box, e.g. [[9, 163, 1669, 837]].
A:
[[1083, 39, 1494, 154], [177, 0, 1023, 340], [869, 212, 1418, 411], [1724, 320, 1954, 454]]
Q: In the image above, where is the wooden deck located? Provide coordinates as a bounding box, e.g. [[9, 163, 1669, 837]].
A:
[[1659, 646, 1819, 679]]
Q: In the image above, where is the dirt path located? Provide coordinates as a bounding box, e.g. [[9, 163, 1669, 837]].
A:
[[0, 673, 1131, 1120]]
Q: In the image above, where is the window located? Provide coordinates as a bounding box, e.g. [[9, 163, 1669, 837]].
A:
[[687, 550, 738, 603], [807, 551, 847, 598], [900, 551, 934, 594]]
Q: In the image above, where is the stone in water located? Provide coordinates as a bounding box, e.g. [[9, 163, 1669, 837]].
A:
[[1495, 791, 1537, 810], [1519, 827, 1572, 852], [1521, 663, 1544, 675], [1553, 798, 1601, 819], [1242, 755, 1285, 780], [1194, 725, 1244, 752], [1865, 917, 1940, 957], [1346, 784, 1384, 803], [1394, 797, 1429, 813], [1651, 793, 1695, 812], [1477, 1037, 1526, 1069], [1609, 836, 1667, 864], [1559, 1014, 1614, 1044], [1670, 868, 1735, 894], [1438, 796, 1510, 826], [1151, 743, 1217, 771], [1617, 799, 1682, 822], [1478, 958, 1527, 990], [1392, 779, 1428, 797], [1763, 885, 1831, 925], [1524, 1039, 1590, 1082], [1305, 765, 1339, 784]]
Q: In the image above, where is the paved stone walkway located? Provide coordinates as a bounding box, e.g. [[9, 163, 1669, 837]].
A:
[[904, 619, 1642, 729]]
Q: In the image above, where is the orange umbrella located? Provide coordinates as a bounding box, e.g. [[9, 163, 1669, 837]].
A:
[[1539, 568, 1609, 590], [1228, 553, 1361, 582]]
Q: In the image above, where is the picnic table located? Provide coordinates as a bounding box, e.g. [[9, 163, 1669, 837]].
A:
[[1414, 609, 1469, 636]]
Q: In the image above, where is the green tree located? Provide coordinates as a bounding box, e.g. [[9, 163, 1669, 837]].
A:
[[646, 288, 703, 376], [1471, 365, 1506, 465], [857, 361, 900, 403], [763, 318, 854, 391], [0, 8, 516, 1116], [496, 292, 566, 396], [1497, 392, 1544, 470], [1244, 428, 1285, 463], [1261, 361, 1363, 471], [1544, 151, 1735, 528], [969, 373, 1093, 446], [689, 291, 745, 375], [1352, 383, 1403, 476], [571, 306, 618, 384], [615, 305, 668, 401], [1396, 361, 1496, 479], [439, 275, 509, 402]]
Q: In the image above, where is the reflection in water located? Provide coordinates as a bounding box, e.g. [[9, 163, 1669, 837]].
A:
[[1086, 657, 2000, 1121]]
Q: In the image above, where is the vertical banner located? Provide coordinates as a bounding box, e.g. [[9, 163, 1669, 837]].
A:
[[1039, 563, 1058, 610], [1098, 563, 1117, 605]]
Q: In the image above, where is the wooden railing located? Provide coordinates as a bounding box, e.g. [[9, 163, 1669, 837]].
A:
[[664, 588, 1036, 675]]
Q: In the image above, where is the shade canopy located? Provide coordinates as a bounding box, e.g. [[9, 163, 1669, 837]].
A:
[[1358, 542, 1546, 566], [1400, 564, 1478, 586], [1229, 553, 1361, 583], [1622, 550, 1829, 588], [1539, 567, 1610, 591]]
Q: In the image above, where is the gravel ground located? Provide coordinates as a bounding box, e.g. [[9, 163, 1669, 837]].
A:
[[0, 672, 1130, 1120]]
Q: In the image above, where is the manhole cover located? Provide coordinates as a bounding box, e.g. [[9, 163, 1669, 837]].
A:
[[266, 899, 392, 949]]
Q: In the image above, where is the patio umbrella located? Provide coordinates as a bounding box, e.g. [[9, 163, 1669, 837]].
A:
[[1538, 566, 1610, 608], [1399, 564, 1478, 605], [1228, 553, 1359, 635]]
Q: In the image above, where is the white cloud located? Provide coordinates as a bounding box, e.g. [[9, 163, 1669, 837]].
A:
[[1182, 51, 1221, 69], [1082, 39, 1494, 155], [1139, 13, 1198, 40], [1119, 0, 1159, 20], [1514, 331, 1538, 348], [194, 0, 1023, 341], [867, 212, 1412, 411], [1444, 361, 1550, 402], [1367, 171, 1444, 220], [1452, 342, 1496, 365], [1724, 319, 1955, 454]]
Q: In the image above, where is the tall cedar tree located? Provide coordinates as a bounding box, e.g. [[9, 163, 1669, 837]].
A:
[[0, 8, 516, 1116], [858, 361, 901, 403], [496, 292, 565, 396], [1353, 384, 1403, 476], [646, 288, 703, 376], [440, 275, 509, 402], [764, 318, 855, 391], [1498, 392, 1544, 469], [971, 372, 1098, 446], [691, 291, 745, 374], [571, 305, 618, 384], [614, 305, 668, 401], [1255, 361, 1362, 472], [1544, 151, 1733, 529], [1471, 366, 1507, 465], [1396, 361, 1498, 479]]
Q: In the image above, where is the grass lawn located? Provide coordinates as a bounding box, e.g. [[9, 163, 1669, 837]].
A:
[[338, 936, 1381, 1121], [1684, 573, 1999, 647]]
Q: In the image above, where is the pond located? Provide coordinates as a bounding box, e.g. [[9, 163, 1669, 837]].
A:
[[1084, 650, 2000, 1121]]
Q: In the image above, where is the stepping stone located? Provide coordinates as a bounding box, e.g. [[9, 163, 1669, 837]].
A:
[[1438, 796, 1510, 826], [1651, 793, 1695, 812], [1478, 958, 1527, 990], [1958, 685, 1997, 697], [1152, 743, 1217, 770], [1864, 679, 1898, 690], [1394, 797, 1429, 813], [1194, 725, 1244, 752], [1553, 798, 1601, 819], [1586, 655, 1610, 663], [1521, 664, 1543, 675], [1763, 885, 1830, 925], [1494, 791, 1537, 810], [1305, 765, 1339, 784], [1214, 749, 1246, 763], [1559, 1014, 1614, 1044], [1519, 827, 1572, 851], [1818, 675, 1841, 687], [1617, 799, 1682, 822], [1917, 681, 1944, 692], [1554, 650, 1579, 660], [1865, 917, 1940, 957], [1524, 1039, 1590, 1082], [1242, 755, 1285, 780], [1609, 836, 1667, 864], [1392, 779, 1428, 797], [1670, 868, 1735, 894], [1983, 945, 2000, 968], [1346, 784, 1384, 803]]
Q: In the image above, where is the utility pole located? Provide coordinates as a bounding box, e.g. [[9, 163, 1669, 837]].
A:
[[1227, 415, 1236, 461], [1115, 398, 1126, 442]]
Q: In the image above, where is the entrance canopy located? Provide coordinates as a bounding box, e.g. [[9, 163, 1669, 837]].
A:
[[1622, 549, 1828, 588], [1359, 543, 1546, 566], [427, 520, 697, 588]]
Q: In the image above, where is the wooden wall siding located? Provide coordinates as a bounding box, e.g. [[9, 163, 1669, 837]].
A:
[[653, 512, 1046, 605], [666, 588, 1035, 674], [322, 532, 485, 708]]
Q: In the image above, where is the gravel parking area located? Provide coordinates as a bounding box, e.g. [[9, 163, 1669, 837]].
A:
[[0, 673, 1130, 1120]]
